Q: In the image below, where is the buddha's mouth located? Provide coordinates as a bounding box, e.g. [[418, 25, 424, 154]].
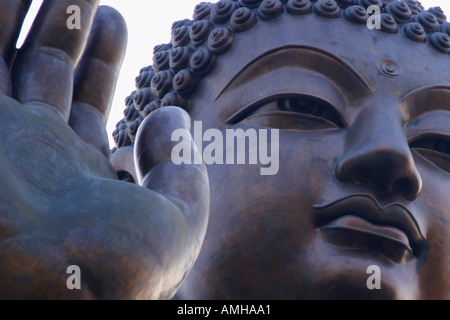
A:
[[319, 215, 412, 264], [313, 195, 426, 264]]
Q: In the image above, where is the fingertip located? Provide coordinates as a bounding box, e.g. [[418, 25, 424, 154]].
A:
[[72, 6, 128, 121], [135, 106, 192, 178], [0, 0, 32, 65], [11, 0, 101, 117], [87, 5, 128, 67], [97, 5, 126, 26], [144, 106, 191, 128], [137, 106, 192, 143]]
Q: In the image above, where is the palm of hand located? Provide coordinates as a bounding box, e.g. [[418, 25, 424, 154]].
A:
[[0, 0, 208, 299]]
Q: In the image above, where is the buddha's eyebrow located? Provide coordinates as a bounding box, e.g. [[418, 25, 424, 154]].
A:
[[401, 85, 450, 121], [215, 45, 372, 102], [401, 85, 450, 104]]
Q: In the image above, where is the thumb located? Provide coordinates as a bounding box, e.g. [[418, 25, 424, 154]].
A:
[[134, 106, 209, 230]]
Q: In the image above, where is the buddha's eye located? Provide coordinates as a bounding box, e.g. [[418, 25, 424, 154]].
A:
[[411, 138, 450, 156], [235, 95, 345, 130], [410, 137, 450, 173], [436, 140, 450, 155], [276, 97, 344, 126]]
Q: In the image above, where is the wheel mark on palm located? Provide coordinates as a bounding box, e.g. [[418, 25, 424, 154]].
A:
[[8, 131, 83, 195]]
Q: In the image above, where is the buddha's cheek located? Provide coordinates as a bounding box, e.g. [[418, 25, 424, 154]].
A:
[[198, 130, 343, 296], [411, 158, 450, 299], [417, 218, 450, 299]]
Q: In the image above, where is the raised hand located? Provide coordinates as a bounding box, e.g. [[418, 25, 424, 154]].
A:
[[0, 0, 209, 299]]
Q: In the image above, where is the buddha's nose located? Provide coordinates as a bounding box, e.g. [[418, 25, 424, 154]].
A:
[[335, 97, 422, 202]]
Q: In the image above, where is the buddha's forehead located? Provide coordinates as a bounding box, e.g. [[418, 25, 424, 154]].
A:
[[195, 14, 450, 104]]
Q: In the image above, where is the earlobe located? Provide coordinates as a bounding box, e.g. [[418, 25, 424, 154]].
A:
[[110, 145, 137, 183]]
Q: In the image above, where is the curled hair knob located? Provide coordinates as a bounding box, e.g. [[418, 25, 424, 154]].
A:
[[125, 91, 137, 107], [152, 50, 170, 72], [239, 0, 264, 9], [428, 6, 447, 25], [208, 27, 234, 54], [356, 0, 382, 9], [133, 87, 155, 111], [128, 116, 144, 142], [380, 13, 399, 34], [404, 22, 426, 42], [114, 127, 132, 148], [314, 0, 342, 19], [161, 92, 189, 109], [170, 47, 195, 72], [173, 69, 199, 96], [190, 47, 217, 76], [135, 70, 155, 89], [385, 1, 412, 24], [429, 32, 450, 54], [287, 0, 313, 15], [124, 104, 140, 123], [258, 0, 284, 20], [211, 0, 239, 23], [151, 70, 175, 98], [440, 22, 450, 36], [190, 20, 215, 46], [344, 5, 369, 24], [413, 11, 440, 33], [142, 100, 161, 117], [335, 0, 355, 9], [402, 0, 424, 15], [231, 7, 258, 32], [172, 26, 192, 48], [193, 2, 213, 21]]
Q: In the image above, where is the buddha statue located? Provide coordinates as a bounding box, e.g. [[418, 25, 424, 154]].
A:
[[113, 0, 450, 299], [0, 0, 209, 299], [0, 0, 449, 300]]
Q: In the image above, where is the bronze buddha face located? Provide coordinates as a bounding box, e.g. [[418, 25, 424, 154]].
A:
[[115, 0, 450, 299]]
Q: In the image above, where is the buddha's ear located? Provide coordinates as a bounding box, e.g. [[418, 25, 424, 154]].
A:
[[110, 146, 138, 183]]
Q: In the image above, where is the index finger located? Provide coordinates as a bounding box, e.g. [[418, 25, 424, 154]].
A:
[[0, 0, 32, 63], [12, 0, 99, 120], [0, 0, 32, 95]]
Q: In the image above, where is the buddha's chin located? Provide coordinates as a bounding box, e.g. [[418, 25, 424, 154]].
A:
[[178, 232, 421, 299], [179, 254, 419, 300], [304, 274, 399, 300], [294, 239, 421, 300]]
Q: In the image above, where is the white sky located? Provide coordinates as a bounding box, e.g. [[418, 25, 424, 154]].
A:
[[16, 0, 450, 148]]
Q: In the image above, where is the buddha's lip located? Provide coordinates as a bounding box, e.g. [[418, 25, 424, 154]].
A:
[[313, 195, 426, 257]]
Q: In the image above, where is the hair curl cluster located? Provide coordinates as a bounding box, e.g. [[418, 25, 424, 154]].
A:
[[113, 0, 449, 149]]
